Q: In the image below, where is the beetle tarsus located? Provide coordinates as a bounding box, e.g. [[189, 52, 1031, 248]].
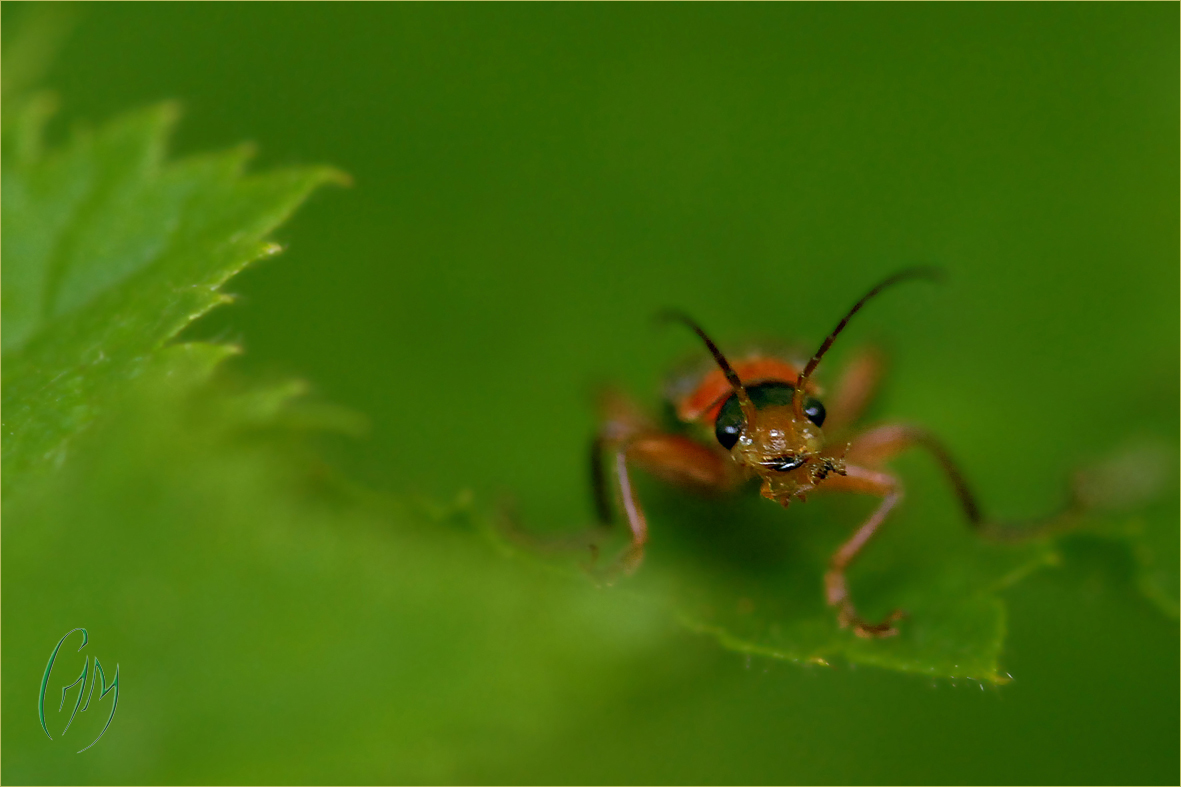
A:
[[841, 606, 907, 639]]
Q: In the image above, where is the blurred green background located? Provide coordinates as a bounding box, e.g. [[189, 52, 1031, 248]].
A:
[[4, 3, 1178, 783]]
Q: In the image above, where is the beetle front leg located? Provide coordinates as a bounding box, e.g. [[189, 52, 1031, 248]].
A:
[[821, 465, 909, 638], [604, 440, 650, 576], [595, 431, 739, 579]]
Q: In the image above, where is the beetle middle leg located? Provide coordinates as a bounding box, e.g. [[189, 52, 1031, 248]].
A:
[[848, 422, 1109, 542], [824, 347, 886, 435], [844, 423, 983, 525]]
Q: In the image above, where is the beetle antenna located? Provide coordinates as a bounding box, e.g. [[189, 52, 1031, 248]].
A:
[[793, 267, 943, 419], [659, 310, 757, 423]]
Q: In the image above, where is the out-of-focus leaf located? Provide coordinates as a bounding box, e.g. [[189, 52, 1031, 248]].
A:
[[3, 353, 669, 783], [1068, 441, 1180, 618], [1, 7, 1173, 781], [1132, 512, 1181, 618], [0, 3, 75, 116], [0, 62, 669, 779], [0, 95, 345, 491]]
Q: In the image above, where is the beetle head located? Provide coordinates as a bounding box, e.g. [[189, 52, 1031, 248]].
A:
[[714, 381, 845, 502], [663, 266, 940, 502]]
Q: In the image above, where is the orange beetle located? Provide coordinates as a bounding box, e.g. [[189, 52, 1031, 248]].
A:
[[591, 268, 987, 638]]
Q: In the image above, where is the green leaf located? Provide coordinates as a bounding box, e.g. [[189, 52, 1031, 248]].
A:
[[521, 425, 1174, 683], [3, 355, 669, 783], [1067, 441, 1180, 618], [1, 16, 1172, 780], [0, 3, 76, 119], [0, 96, 345, 491], [509, 461, 1057, 684], [1132, 510, 1181, 618], [0, 74, 668, 780]]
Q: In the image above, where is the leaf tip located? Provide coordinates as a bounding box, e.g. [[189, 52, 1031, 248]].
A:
[[154, 99, 184, 134], [313, 166, 354, 188]]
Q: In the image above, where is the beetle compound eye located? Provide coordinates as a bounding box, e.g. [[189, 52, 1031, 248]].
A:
[[804, 398, 826, 427], [714, 395, 745, 450]]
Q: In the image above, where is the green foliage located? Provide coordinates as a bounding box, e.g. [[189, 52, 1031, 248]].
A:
[[1, 91, 343, 491], [0, 42, 668, 782], [2, 67, 1056, 729], [1073, 444, 1180, 619], [663, 502, 1054, 683], [4, 350, 676, 783], [502, 465, 1059, 682], [3, 5, 1176, 784]]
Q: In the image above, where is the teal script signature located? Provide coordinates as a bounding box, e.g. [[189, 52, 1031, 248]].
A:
[[39, 628, 120, 753]]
